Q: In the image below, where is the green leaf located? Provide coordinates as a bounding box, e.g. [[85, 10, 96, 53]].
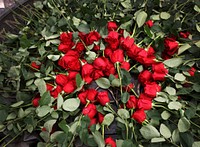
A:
[[33, 1, 43, 9], [76, 73, 83, 88], [121, 92, 130, 103], [39, 91, 51, 106], [86, 51, 96, 63], [193, 83, 200, 92], [168, 101, 182, 110], [111, 78, 120, 87], [178, 44, 191, 55], [6, 112, 16, 120], [50, 131, 64, 142], [11, 101, 24, 107], [122, 140, 135, 147], [0, 110, 8, 123], [140, 124, 160, 140], [44, 119, 57, 132], [160, 12, 171, 19], [177, 87, 193, 95], [47, 55, 60, 61], [180, 132, 194, 147], [193, 141, 200, 147], [34, 79, 46, 96], [58, 18, 68, 27], [136, 11, 147, 28], [160, 124, 171, 138], [117, 109, 130, 119], [57, 94, 64, 109], [178, 117, 190, 133], [165, 86, 176, 95], [102, 113, 114, 126], [95, 77, 110, 89], [144, 25, 154, 38], [172, 129, 180, 143], [37, 106, 51, 117], [62, 98, 80, 112], [116, 140, 123, 147], [196, 24, 200, 32], [174, 73, 186, 82], [121, 0, 131, 9], [92, 131, 105, 147], [18, 108, 25, 118], [161, 111, 171, 120], [58, 120, 69, 133], [120, 69, 131, 86], [151, 137, 165, 143], [163, 58, 183, 67], [78, 23, 90, 33]]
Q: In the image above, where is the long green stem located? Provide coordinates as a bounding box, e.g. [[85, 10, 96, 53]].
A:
[[116, 62, 123, 95], [190, 120, 200, 129], [102, 125, 105, 139]]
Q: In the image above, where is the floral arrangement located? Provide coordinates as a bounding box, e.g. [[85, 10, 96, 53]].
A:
[[0, 0, 200, 147]]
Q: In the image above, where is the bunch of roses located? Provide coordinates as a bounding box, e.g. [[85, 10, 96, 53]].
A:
[[31, 21, 195, 146]]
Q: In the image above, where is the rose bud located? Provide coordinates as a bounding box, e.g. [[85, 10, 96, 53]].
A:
[[63, 80, 76, 94], [105, 137, 116, 147], [89, 118, 97, 129], [152, 63, 168, 74], [59, 32, 74, 53], [131, 109, 146, 124], [126, 95, 137, 109], [55, 74, 68, 87], [97, 91, 110, 106], [81, 63, 94, 84], [188, 67, 196, 76], [145, 20, 154, 28], [147, 46, 155, 56], [78, 90, 88, 105], [98, 112, 104, 124], [138, 70, 152, 85], [137, 98, 152, 110], [50, 85, 62, 98], [91, 69, 104, 80], [105, 31, 119, 50], [93, 45, 100, 52], [86, 31, 101, 45], [46, 83, 54, 91], [120, 61, 130, 71], [110, 49, 124, 64], [87, 89, 98, 102], [152, 72, 167, 81], [107, 21, 118, 32], [179, 31, 190, 39], [32, 96, 40, 107], [58, 44, 72, 53], [30, 61, 41, 70], [82, 103, 97, 119], [163, 37, 179, 56], [93, 57, 107, 70], [121, 36, 134, 51], [144, 82, 161, 98], [104, 47, 113, 58], [74, 42, 85, 53]]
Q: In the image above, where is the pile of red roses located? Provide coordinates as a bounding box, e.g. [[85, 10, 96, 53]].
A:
[[31, 21, 195, 146]]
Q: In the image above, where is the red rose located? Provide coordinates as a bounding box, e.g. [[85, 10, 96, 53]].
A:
[[50, 85, 62, 98], [58, 50, 81, 71], [86, 31, 101, 45], [89, 118, 97, 128], [97, 91, 110, 106], [107, 21, 118, 32], [126, 44, 142, 59], [126, 95, 137, 109], [81, 63, 94, 84], [152, 72, 166, 81], [59, 32, 74, 53], [152, 63, 168, 74], [147, 46, 155, 56], [32, 96, 40, 107], [91, 69, 104, 80], [145, 20, 154, 27], [87, 89, 98, 102], [78, 90, 88, 105], [93, 57, 107, 70], [82, 103, 97, 119], [163, 37, 179, 56], [121, 36, 134, 51], [103, 57, 116, 76], [188, 67, 196, 76], [137, 95, 152, 110], [144, 82, 161, 98], [74, 42, 85, 53], [136, 49, 156, 66], [31, 61, 41, 70], [93, 45, 100, 51], [105, 137, 116, 147], [98, 113, 104, 124], [110, 49, 124, 63], [63, 80, 76, 94], [46, 83, 54, 91], [104, 47, 113, 58], [179, 31, 190, 38], [131, 109, 146, 124], [120, 61, 130, 71], [105, 31, 119, 49], [138, 70, 152, 85], [78, 32, 87, 43], [55, 74, 68, 86]]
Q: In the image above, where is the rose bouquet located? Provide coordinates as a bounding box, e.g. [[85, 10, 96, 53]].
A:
[[0, 0, 200, 147]]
